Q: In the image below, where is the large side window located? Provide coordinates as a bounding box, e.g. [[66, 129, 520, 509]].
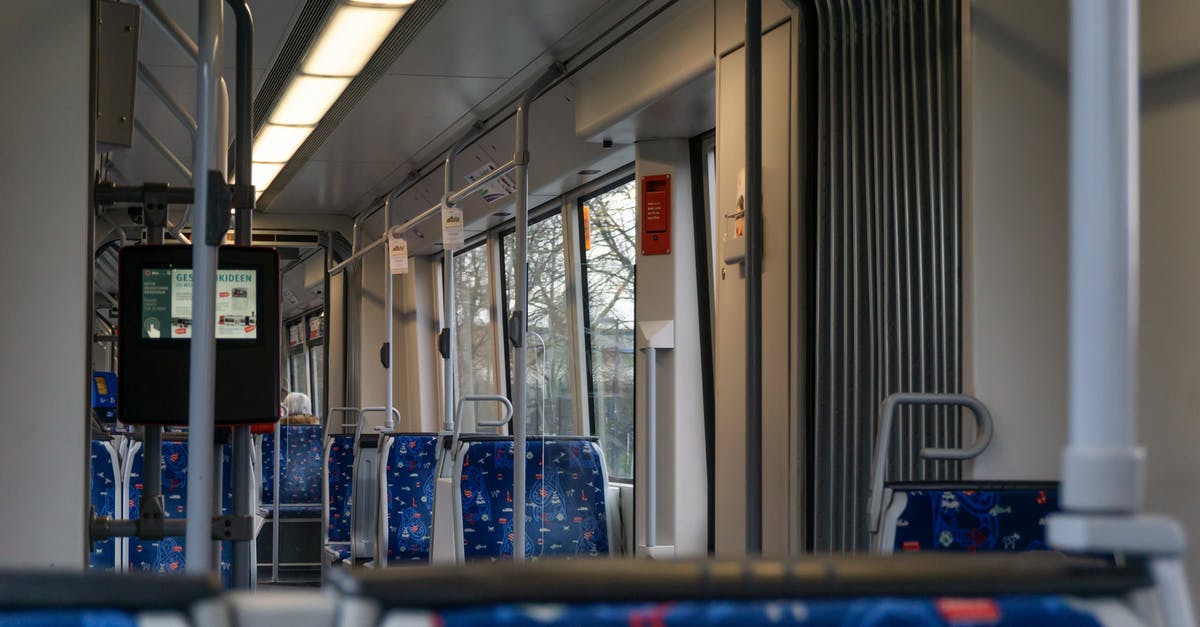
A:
[[502, 212, 575, 435], [580, 179, 637, 480], [454, 242, 499, 424]]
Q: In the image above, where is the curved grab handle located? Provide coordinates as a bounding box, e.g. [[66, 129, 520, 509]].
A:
[[465, 395, 515, 429], [357, 406, 403, 440], [439, 395, 515, 479], [323, 407, 361, 441], [867, 393, 994, 535]]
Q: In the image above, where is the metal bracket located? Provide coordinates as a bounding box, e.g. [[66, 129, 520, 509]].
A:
[[137, 493, 168, 540], [230, 182, 255, 212], [507, 311, 524, 348], [212, 514, 256, 542], [438, 328, 450, 359], [513, 149, 530, 166], [143, 182, 169, 244], [205, 170, 232, 246]]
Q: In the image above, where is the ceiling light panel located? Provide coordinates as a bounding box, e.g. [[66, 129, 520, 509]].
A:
[[302, 5, 406, 77], [253, 124, 313, 163], [252, 162, 285, 191], [271, 75, 352, 126]]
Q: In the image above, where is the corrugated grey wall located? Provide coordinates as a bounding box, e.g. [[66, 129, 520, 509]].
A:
[[809, 0, 962, 552]]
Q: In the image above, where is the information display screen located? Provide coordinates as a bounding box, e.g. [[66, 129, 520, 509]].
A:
[[141, 268, 258, 339]]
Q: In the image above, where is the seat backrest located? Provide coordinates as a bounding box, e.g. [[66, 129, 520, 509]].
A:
[[124, 441, 235, 586], [325, 434, 355, 546], [89, 439, 121, 571], [882, 482, 1059, 553], [455, 437, 610, 561], [265, 425, 324, 506], [380, 434, 439, 564]]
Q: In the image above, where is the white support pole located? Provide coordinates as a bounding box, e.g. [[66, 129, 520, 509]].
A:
[[384, 196, 395, 431], [186, 0, 220, 574], [1063, 0, 1143, 514], [511, 96, 530, 563]]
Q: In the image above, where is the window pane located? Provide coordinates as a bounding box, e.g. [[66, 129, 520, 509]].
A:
[[503, 213, 575, 435], [289, 352, 307, 396], [582, 180, 637, 479], [309, 343, 324, 419], [454, 244, 498, 425]]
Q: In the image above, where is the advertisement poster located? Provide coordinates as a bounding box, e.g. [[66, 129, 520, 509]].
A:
[[142, 268, 258, 340], [464, 162, 516, 204]]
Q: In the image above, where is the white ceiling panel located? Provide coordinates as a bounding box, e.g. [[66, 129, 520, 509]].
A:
[[267, 158, 397, 214], [307, 73, 507, 166], [386, 0, 610, 78]]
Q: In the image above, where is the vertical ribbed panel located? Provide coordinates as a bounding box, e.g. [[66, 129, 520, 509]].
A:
[[809, 0, 961, 552]]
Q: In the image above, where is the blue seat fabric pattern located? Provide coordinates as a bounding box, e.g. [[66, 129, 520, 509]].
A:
[[436, 596, 1101, 627], [460, 438, 608, 561], [126, 441, 234, 586], [891, 487, 1058, 553], [0, 610, 138, 627], [262, 426, 323, 517], [383, 435, 438, 563], [88, 440, 119, 571], [326, 435, 355, 547]]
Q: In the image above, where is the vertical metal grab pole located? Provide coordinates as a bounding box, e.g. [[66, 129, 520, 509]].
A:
[[186, 0, 220, 574], [385, 196, 394, 430], [508, 65, 562, 563], [744, 0, 764, 555], [442, 251, 455, 431], [226, 0, 255, 590], [1063, 0, 1141, 516], [511, 99, 532, 564], [644, 347, 658, 549], [440, 128, 481, 433]]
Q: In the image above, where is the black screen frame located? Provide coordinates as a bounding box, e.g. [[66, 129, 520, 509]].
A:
[[118, 245, 281, 426]]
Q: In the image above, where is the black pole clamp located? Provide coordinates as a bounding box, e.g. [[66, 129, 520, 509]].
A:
[[205, 170, 232, 246]]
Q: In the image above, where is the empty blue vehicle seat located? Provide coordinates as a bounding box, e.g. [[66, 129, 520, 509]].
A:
[[455, 436, 610, 561], [124, 440, 235, 586], [435, 596, 1104, 627], [380, 434, 439, 564], [262, 425, 324, 517], [324, 434, 356, 563], [88, 439, 120, 571], [0, 610, 138, 627], [881, 482, 1059, 553]]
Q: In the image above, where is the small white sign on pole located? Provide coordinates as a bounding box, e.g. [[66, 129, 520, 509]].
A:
[[388, 226, 408, 275], [442, 206, 465, 251]]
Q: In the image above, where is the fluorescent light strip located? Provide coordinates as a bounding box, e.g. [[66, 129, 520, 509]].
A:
[[253, 124, 313, 163], [302, 5, 406, 77], [255, 1, 410, 200], [252, 162, 286, 191], [271, 75, 353, 126]]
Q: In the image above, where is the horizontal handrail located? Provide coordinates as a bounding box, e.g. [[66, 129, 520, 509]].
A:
[[867, 393, 994, 534], [446, 159, 516, 206]]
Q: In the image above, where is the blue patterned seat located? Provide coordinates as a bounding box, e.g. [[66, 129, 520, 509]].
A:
[[882, 482, 1059, 553], [454, 436, 610, 561], [0, 610, 139, 627], [435, 596, 1103, 626], [324, 434, 355, 562], [380, 434, 438, 564], [262, 426, 324, 518], [124, 441, 235, 587], [88, 440, 120, 571]]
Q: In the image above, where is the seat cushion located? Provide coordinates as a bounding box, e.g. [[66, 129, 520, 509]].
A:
[[382, 435, 438, 564], [459, 438, 609, 561], [889, 486, 1059, 553]]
